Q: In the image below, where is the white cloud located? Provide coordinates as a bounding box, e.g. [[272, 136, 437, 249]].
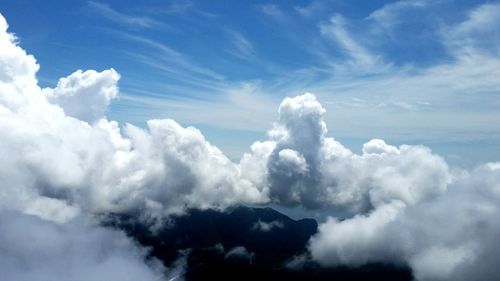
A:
[[257, 93, 451, 212], [252, 219, 284, 232], [309, 163, 500, 280], [0, 15, 40, 111], [88, 1, 163, 29], [295, 0, 330, 18], [227, 31, 257, 60], [362, 139, 399, 155], [320, 14, 387, 72], [116, 32, 226, 85], [0, 212, 166, 281], [366, 0, 427, 31], [309, 201, 406, 265], [43, 69, 120, 123], [445, 2, 500, 57], [225, 246, 255, 260], [0, 13, 259, 279], [261, 4, 288, 23], [0, 12, 265, 225]]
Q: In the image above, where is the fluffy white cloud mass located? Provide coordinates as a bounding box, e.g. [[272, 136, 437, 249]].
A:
[[0, 12, 265, 222], [1, 12, 500, 281], [244, 93, 451, 213], [0, 212, 165, 281], [309, 164, 500, 281], [43, 69, 120, 123]]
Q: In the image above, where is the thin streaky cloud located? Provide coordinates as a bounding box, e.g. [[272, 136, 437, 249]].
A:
[[87, 1, 165, 29], [103, 29, 227, 84], [295, 0, 330, 18], [261, 4, 288, 23], [122, 33, 225, 81], [443, 2, 500, 57], [227, 30, 257, 61], [366, 0, 427, 30], [320, 14, 387, 73], [125, 52, 227, 92]]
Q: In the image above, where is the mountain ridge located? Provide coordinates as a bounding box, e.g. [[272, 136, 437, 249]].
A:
[[103, 205, 413, 281]]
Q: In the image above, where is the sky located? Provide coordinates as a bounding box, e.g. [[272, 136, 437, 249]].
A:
[[2, 2, 500, 281], [0, 0, 499, 166]]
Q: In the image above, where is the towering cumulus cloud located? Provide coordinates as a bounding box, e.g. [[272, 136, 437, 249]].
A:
[[2, 12, 500, 281], [241, 91, 500, 280], [243, 93, 451, 213]]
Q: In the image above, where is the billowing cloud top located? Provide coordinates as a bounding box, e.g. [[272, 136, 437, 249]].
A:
[[43, 69, 120, 123], [1, 12, 500, 281], [0, 10, 265, 221], [263, 93, 451, 212]]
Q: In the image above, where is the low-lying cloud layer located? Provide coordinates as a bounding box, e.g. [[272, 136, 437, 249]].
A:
[[309, 164, 500, 281], [1, 13, 500, 280], [0, 212, 165, 281]]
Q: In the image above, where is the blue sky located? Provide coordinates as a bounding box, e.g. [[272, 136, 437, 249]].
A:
[[1, 0, 499, 166]]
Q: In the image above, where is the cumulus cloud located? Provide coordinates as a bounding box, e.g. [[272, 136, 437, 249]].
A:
[[43, 69, 120, 123], [0, 14, 184, 278], [237, 80, 499, 281], [248, 93, 451, 213], [0, 12, 258, 280], [0, 11, 453, 225], [0, 12, 266, 224], [309, 201, 406, 266], [309, 164, 500, 280]]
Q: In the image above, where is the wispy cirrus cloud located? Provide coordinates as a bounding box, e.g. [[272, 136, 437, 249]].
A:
[[366, 0, 427, 31], [295, 0, 332, 18], [261, 4, 289, 23], [107, 30, 227, 88], [444, 2, 500, 56], [319, 14, 389, 73], [227, 31, 257, 61], [76, 0, 500, 163], [87, 1, 164, 29]]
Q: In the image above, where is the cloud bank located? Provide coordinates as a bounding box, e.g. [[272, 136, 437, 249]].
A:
[[1, 11, 500, 281], [0, 212, 165, 281], [309, 164, 500, 281]]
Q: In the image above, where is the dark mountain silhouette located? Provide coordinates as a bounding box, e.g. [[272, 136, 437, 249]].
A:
[[103, 206, 413, 281]]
